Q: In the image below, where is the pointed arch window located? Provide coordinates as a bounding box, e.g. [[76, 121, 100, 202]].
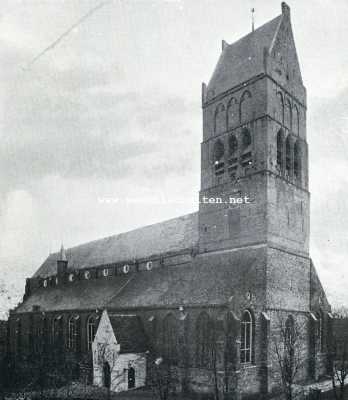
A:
[[227, 97, 238, 128], [277, 130, 284, 171], [67, 315, 80, 352], [277, 92, 284, 124], [15, 318, 22, 355], [285, 136, 291, 176], [294, 140, 301, 180], [214, 103, 226, 134], [52, 316, 63, 348], [285, 315, 295, 364], [162, 313, 178, 364], [316, 311, 324, 352], [240, 310, 253, 363], [293, 105, 299, 135], [196, 312, 213, 367], [241, 128, 252, 168], [284, 98, 292, 129], [87, 315, 98, 351], [240, 90, 252, 123], [228, 135, 238, 178], [213, 139, 225, 176]]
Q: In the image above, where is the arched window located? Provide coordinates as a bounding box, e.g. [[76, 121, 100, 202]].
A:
[[228, 135, 238, 178], [284, 98, 292, 129], [293, 105, 299, 135], [239, 90, 252, 123], [240, 310, 253, 363], [87, 315, 97, 351], [277, 130, 284, 171], [294, 140, 301, 180], [213, 139, 225, 176], [225, 312, 236, 363], [316, 311, 323, 352], [242, 128, 252, 149], [52, 315, 63, 348], [285, 136, 291, 176], [15, 318, 22, 355], [227, 97, 238, 128], [229, 135, 238, 155], [285, 315, 295, 363], [67, 315, 80, 351], [196, 312, 213, 367], [162, 313, 178, 364], [214, 103, 226, 134], [277, 92, 284, 124]]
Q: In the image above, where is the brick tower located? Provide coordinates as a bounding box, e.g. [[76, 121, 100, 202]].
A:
[[199, 2, 309, 262]]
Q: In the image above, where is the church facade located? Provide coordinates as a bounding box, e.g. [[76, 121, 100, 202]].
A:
[[7, 3, 332, 398]]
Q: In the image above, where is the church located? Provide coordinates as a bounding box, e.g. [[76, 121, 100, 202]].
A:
[[7, 3, 332, 398]]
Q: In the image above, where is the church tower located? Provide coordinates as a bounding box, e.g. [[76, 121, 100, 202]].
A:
[[199, 2, 309, 259]]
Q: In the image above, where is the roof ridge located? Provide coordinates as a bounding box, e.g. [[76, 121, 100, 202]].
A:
[[51, 211, 198, 256]]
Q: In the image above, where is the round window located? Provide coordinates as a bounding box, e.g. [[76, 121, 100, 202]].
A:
[[84, 271, 91, 280], [146, 261, 153, 271], [43, 280, 47, 288], [69, 273, 74, 282], [103, 268, 109, 277], [123, 264, 130, 274]]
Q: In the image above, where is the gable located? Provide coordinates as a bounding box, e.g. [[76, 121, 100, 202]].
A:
[[267, 10, 305, 101]]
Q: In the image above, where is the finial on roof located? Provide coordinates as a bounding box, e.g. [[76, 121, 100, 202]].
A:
[[58, 244, 67, 262], [281, 2, 290, 16], [251, 8, 255, 32]]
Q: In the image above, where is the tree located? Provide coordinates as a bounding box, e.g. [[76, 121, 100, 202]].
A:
[[327, 335, 348, 400], [272, 314, 306, 400]]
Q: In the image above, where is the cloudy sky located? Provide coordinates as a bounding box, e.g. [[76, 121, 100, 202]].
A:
[[0, 0, 348, 316]]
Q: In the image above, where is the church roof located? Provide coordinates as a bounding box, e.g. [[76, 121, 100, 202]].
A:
[[17, 246, 266, 313], [207, 14, 282, 97], [33, 212, 198, 278], [108, 314, 148, 354]]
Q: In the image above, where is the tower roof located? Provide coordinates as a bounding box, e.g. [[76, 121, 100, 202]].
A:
[[207, 13, 282, 98], [58, 244, 67, 262]]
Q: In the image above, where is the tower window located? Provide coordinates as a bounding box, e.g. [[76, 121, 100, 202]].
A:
[[214, 103, 226, 134], [229, 134, 238, 155], [293, 105, 300, 135], [285, 136, 291, 176], [241, 310, 254, 364], [294, 140, 301, 180], [277, 130, 284, 171], [213, 139, 225, 176], [227, 97, 238, 128], [277, 92, 284, 124], [285, 98, 292, 129], [239, 90, 252, 123], [242, 128, 251, 149]]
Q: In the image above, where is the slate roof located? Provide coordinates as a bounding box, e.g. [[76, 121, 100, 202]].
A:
[[109, 315, 148, 353], [17, 246, 266, 313], [33, 212, 198, 278], [207, 15, 282, 97]]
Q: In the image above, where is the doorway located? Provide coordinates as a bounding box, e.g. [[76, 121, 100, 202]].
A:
[[103, 362, 111, 389], [128, 367, 135, 389]]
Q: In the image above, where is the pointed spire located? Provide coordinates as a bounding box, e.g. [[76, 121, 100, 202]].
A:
[[58, 244, 67, 262], [251, 8, 255, 32]]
